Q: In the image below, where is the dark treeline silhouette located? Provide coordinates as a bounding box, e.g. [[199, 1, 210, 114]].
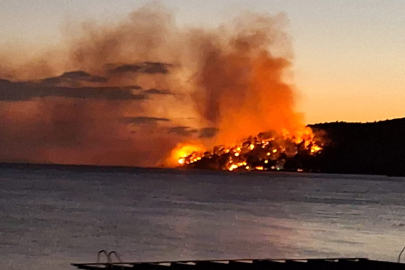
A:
[[183, 117, 405, 176], [309, 118, 405, 176]]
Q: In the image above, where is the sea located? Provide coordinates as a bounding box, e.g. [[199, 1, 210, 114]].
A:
[[1, 166, 405, 270]]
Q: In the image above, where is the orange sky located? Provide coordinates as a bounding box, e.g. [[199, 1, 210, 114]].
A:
[[1, 0, 405, 124]]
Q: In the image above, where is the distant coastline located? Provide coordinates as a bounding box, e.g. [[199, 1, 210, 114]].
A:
[[2, 117, 405, 177]]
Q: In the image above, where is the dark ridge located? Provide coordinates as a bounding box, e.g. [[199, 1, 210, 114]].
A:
[[309, 117, 405, 176]]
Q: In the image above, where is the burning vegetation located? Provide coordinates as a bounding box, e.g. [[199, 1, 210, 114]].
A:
[[165, 10, 325, 172], [173, 128, 324, 172]]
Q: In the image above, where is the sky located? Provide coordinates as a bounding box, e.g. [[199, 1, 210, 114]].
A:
[[1, 0, 405, 124]]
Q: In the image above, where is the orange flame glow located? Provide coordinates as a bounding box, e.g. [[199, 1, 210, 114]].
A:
[[167, 142, 206, 167], [175, 128, 324, 171]]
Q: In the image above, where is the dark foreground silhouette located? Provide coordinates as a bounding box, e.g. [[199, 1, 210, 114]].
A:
[[310, 117, 405, 176], [72, 257, 405, 270]]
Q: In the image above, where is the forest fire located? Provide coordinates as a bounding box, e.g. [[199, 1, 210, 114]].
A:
[[0, 4, 324, 168], [175, 127, 324, 172]]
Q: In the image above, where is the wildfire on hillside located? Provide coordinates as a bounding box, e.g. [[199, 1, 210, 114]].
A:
[[172, 127, 324, 172], [0, 4, 324, 168]]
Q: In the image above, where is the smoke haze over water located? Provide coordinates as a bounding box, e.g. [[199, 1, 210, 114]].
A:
[[0, 4, 306, 167]]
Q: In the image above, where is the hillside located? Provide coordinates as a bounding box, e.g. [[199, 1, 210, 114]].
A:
[[311, 117, 405, 176]]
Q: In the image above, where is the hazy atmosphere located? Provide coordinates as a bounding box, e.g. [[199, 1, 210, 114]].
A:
[[2, 1, 404, 167], [0, 2, 306, 166], [1, 0, 405, 123]]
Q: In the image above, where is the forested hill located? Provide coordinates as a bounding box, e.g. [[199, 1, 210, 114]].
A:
[[311, 117, 405, 176]]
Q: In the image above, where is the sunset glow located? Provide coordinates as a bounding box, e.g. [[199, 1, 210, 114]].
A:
[[0, 1, 404, 167]]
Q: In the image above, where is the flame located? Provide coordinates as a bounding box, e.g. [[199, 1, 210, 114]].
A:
[[167, 142, 206, 167], [177, 16, 326, 172], [175, 128, 324, 172]]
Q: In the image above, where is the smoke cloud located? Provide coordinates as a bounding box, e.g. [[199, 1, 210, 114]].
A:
[[0, 4, 306, 167]]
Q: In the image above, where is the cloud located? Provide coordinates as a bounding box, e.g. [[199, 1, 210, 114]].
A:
[[168, 126, 199, 136], [167, 126, 218, 137], [125, 116, 171, 125], [41, 71, 108, 85], [199, 127, 219, 138], [144, 88, 173, 95], [0, 79, 146, 101], [108, 62, 172, 74]]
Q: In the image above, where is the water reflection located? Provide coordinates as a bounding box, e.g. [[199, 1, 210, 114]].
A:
[[0, 169, 405, 270]]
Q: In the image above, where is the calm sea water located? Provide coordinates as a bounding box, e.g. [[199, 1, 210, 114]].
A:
[[1, 167, 405, 270]]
